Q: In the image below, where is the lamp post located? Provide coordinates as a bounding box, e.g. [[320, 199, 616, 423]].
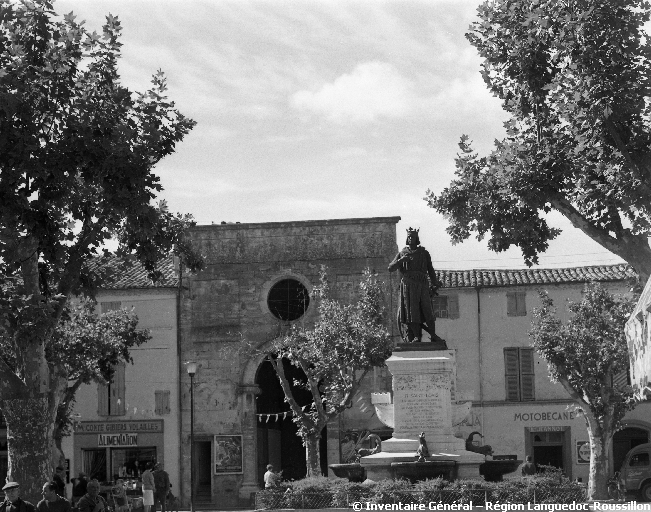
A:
[[186, 362, 197, 512]]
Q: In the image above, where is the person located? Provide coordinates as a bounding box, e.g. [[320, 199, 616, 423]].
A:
[[0, 482, 36, 512], [37, 481, 72, 512], [76, 480, 106, 512], [263, 465, 279, 489], [152, 463, 170, 512], [111, 480, 129, 512], [388, 228, 443, 344], [52, 468, 66, 500], [141, 462, 155, 512], [71, 473, 87, 507], [521, 455, 537, 476]]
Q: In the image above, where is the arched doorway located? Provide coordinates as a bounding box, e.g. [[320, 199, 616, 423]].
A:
[[613, 426, 649, 472], [255, 358, 328, 484]]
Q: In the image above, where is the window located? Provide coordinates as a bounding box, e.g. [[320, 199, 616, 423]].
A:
[[504, 347, 535, 401], [630, 452, 650, 467], [98, 363, 126, 416], [432, 294, 459, 319], [155, 390, 171, 415], [100, 301, 122, 313], [267, 279, 309, 321], [507, 291, 527, 317]]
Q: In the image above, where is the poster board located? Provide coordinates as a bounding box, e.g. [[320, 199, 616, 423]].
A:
[[214, 435, 243, 474]]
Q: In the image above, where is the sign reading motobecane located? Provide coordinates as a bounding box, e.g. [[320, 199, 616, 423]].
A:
[[98, 433, 138, 447]]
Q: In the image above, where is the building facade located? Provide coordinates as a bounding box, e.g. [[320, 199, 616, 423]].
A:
[[63, 259, 183, 493], [56, 217, 650, 506]]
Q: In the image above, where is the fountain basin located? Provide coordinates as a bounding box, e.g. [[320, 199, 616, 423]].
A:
[[329, 463, 367, 482], [391, 461, 456, 483], [479, 460, 523, 482]]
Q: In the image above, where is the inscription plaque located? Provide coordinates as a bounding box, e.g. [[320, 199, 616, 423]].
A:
[[393, 374, 451, 435]]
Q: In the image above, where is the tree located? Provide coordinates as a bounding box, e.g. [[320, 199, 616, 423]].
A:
[[425, 0, 651, 282], [264, 269, 392, 477], [48, 298, 151, 467], [529, 283, 636, 500], [0, 1, 201, 500]]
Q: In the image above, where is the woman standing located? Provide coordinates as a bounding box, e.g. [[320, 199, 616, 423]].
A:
[[141, 463, 155, 512]]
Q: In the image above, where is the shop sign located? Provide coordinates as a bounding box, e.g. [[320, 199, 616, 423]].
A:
[[98, 433, 138, 447], [513, 411, 576, 421], [529, 426, 565, 432], [576, 441, 591, 464], [75, 420, 163, 434]]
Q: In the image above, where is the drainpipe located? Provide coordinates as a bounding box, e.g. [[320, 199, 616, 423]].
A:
[[176, 260, 184, 502], [476, 287, 485, 434]]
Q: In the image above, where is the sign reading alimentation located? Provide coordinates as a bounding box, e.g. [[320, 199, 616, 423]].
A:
[[75, 420, 163, 434], [98, 433, 138, 447]]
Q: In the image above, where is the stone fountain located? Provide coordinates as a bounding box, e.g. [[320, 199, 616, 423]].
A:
[[358, 343, 486, 482]]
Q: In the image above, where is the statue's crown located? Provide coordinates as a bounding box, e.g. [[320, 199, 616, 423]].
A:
[[406, 227, 420, 235]]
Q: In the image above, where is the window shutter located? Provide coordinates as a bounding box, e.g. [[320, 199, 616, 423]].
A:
[[101, 301, 122, 313], [155, 390, 171, 415], [115, 363, 126, 415], [516, 292, 527, 316], [448, 295, 459, 319], [98, 383, 109, 416], [504, 348, 520, 401], [507, 293, 517, 316], [519, 348, 535, 401]]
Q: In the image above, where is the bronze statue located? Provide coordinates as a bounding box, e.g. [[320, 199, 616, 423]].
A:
[[465, 431, 493, 456], [415, 432, 430, 462], [388, 228, 444, 344]]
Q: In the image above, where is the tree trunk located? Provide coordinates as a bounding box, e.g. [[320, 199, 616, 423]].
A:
[[304, 434, 321, 477], [584, 411, 613, 501], [2, 397, 52, 504]]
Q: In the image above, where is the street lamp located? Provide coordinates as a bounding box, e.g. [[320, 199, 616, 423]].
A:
[[186, 362, 197, 512]]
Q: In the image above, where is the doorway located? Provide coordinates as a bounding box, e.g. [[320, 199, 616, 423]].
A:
[[526, 429, 571, 477], [255, 358, 328, 484], [193, 440, 212, 502], [613, 427, 649, 473]]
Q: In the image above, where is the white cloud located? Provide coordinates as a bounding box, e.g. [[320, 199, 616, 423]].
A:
[[291, 61, 415, 123]]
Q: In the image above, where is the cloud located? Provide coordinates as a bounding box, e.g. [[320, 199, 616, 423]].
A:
[[291, 61, 415, 123]]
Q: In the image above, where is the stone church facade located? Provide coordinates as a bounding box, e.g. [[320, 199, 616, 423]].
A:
[[177, 217, 401, 506]]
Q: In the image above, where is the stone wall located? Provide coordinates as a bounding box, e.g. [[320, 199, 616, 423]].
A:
[[178, 217, 400, 506]]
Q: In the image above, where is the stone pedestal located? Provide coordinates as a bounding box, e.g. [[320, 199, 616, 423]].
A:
[[362, 346, 484, 481]]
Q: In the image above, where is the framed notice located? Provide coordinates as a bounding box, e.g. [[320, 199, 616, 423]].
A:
[[576, 441, 590, 464], [214, 435, 243, 474]]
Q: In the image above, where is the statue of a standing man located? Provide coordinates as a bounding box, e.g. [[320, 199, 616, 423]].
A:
[[388, 228, 441, 344]]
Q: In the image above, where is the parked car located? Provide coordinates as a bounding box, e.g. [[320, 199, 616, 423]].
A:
[[619, 443, 651, 501]]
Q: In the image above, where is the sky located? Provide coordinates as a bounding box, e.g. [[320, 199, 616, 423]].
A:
[[54, 0, 628, 270]]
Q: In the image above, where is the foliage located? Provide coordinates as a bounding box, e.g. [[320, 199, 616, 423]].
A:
[[425, 0, 651, 282], [49, 298, 150, 439], [256, 476, 586, 510], [529, 283, 636, 499], [265, 268, 392, 474], [0, 0, 201, 497], [530, 284, 636, 424]]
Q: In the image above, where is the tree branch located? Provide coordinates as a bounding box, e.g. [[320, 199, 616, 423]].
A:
[[268, 356, 316, 432]]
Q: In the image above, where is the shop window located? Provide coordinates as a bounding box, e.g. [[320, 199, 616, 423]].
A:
[[98, 363, 126, 416], [504, 347, 535, 401], [82, 449, 107, 481], [630, 452, 650, 467], [432, 294, 459, 319], [154, 390, 170, 415], [112, 447, 157, 479], [507, 291, 527, 317], [267, 279, 309, 321], [100, 301, 122, 313]]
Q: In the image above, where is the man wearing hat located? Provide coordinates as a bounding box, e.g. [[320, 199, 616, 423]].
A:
[[0, 482, 36, 512]]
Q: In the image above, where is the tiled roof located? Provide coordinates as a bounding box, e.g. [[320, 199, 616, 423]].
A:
[[90, 256, 178, 290], [436, 264, 636, 289]]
